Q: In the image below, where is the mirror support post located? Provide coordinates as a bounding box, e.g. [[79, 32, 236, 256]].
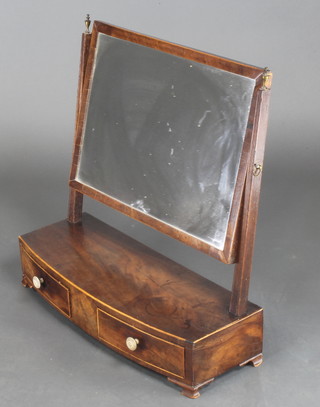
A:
[[229, 73, 272, 316], [68, 189, 83, 223], [68, 17, 92, 223]]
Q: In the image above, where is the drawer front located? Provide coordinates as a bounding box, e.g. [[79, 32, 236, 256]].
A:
[[97, 308, 185, 378], [21, 248, 71, 318]]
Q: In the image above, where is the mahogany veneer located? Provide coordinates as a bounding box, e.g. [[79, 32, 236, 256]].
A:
[[19, 18, 271, 398], [19, 214, 263, 397]]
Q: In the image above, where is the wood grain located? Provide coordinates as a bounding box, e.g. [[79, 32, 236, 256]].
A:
[[229, 82, 272, 316], [97, 308, 185, 378], [19, 214, 263, 396], [20, 247, 71, 318], [19, 20, 271, 397], [19, 213, 261, 342]]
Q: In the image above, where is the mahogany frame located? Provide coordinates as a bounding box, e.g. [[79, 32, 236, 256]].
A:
[[68, 21, 272, 317]]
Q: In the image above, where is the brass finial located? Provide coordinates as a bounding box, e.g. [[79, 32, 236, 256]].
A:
[[261, 67, 272, 91], [85, 14, 91, 33]]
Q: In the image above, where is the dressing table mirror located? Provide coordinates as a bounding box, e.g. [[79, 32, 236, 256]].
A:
[[19, 16, 272, 399]]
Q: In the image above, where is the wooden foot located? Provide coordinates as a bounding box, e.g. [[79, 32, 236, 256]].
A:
[[168, 377, 214, 399], [239, 353, 263, 368], [21, 274, 32, 288]]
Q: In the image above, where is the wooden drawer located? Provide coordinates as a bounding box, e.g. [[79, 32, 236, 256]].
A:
[[97, 308, 185, 378], [20, 248, 71, 318]]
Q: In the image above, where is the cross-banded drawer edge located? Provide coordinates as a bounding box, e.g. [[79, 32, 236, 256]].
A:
[[97, 308, 185, 379]]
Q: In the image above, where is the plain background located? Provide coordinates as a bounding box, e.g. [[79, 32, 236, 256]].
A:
[[1, 1, 319, 406]]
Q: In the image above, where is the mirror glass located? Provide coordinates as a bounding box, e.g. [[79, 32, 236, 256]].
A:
[[76, 33, 255, 250]]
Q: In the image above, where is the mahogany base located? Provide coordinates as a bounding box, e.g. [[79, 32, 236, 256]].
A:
[[19, 214, 263, 397]]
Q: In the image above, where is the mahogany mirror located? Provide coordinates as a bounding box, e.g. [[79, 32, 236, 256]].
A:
[[20, 18, 272, 398], [70, 24, 263, 263]]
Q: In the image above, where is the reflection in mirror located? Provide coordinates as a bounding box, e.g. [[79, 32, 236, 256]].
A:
[[76, 33, 255, 250]]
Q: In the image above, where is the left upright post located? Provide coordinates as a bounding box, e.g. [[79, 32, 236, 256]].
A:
[[68, 14, 92, 223]]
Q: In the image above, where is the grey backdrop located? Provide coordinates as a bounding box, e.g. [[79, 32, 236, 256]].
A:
[[1, 1, 319, 406]]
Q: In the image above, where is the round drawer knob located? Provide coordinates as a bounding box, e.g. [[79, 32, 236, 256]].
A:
[[126, 337, 139, 351], [32, 276, 44, 289]]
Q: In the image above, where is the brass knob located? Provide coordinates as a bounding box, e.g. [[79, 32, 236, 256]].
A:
[[126, 337, 139, 351], [32, 276, 44, 289], [253, 163, 263, 177]]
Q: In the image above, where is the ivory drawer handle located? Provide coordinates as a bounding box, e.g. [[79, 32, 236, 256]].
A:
[[126, 337, 139, 351], [32, 276, 44, 289]]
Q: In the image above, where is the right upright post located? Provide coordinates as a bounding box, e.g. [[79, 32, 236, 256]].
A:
[[229, 69, 273, 317]]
